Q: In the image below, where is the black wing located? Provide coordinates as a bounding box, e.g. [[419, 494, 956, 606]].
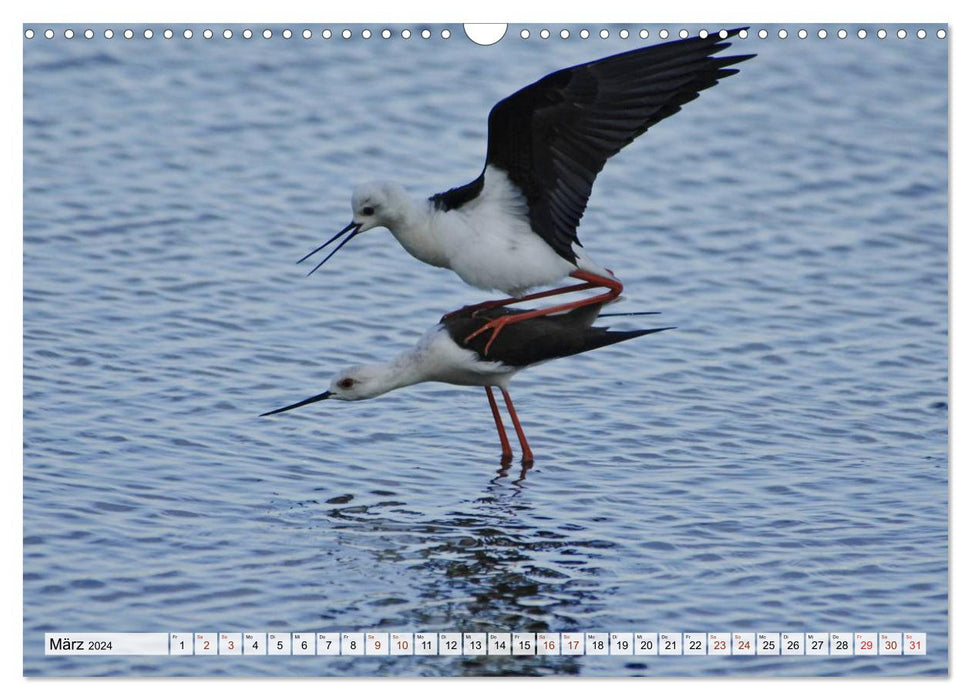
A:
[[478, 28, 754, 264], [442, 304, 672, 368]]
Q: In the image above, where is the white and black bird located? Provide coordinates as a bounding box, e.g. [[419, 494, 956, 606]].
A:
[[261, 304, 672, 464], [300, 29, 752, 353]]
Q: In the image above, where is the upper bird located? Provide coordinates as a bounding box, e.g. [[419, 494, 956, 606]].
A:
[[261, 303, 671, 465], [301, 29, 753, 352]]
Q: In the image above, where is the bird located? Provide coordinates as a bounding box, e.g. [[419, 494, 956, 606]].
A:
[[261, 303, 672, 464], [299, 29, 752, 354]]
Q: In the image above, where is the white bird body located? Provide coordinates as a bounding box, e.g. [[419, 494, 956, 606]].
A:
[[355, 167, 607, 297]]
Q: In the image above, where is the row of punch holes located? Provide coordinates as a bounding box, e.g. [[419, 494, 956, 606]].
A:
[[24, 26, 948, 42]]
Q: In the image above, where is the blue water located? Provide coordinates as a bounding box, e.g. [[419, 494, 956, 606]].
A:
[[23, 24, 948, 676]]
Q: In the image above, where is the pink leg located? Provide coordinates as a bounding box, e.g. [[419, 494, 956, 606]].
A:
[[443, 280, 598, 320], [485, 387, 513, 463], [500, 388, 534, 465], [466, 271, 624, 354]]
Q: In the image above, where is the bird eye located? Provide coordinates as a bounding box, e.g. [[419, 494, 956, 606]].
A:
[[338, 378, 355, 390], [361, 206, 375, 216]]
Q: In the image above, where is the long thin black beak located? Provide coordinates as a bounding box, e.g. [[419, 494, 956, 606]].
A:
[[298, 221, 362, 276], [261, 390, 332, 417]]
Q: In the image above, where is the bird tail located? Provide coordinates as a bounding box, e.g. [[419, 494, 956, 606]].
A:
[[582, 326, 675, 355]]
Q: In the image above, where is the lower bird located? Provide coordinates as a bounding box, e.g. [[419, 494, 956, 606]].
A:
[[261, 304, 671, 464]]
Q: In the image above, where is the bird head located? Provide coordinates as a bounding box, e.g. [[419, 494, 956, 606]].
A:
[[326, 364, 397, 401], [298, 181, 409, 275], [260, 364, 399, 417], [350, 181, 408, 234]]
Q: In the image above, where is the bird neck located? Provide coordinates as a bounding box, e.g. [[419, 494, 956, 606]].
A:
[[385, 200, 448, 268], [360, 348, 434, 399]]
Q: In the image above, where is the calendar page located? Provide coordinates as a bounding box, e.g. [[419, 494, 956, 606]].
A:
[[22, 21, 948, 677]]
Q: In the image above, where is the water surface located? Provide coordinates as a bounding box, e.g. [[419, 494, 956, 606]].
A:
[[23, 23, 948, 676]]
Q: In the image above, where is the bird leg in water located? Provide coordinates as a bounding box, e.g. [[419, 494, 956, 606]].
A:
[[500, 388, 534, 465], [465, 270, 624, 355], [485, 387, 513, 463]]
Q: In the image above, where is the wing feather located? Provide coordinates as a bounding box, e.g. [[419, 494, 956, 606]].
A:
[[484, 28, 754, 263]]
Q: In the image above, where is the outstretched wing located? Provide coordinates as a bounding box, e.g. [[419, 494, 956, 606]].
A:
[[483, 28, 754, 263]]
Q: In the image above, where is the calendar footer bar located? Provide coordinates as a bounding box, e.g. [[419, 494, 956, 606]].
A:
[[43, 632, 928, 657]]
